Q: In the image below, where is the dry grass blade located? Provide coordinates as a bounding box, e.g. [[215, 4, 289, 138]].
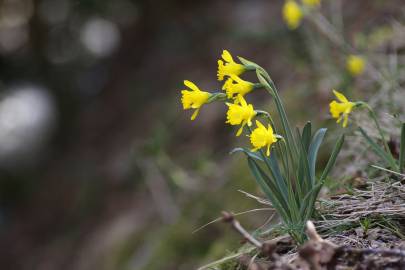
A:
[[316, 177, 405, 233]]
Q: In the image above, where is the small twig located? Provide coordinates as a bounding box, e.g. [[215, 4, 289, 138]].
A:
[[222, 211, 263, 248], [192, 208, 273, 234]]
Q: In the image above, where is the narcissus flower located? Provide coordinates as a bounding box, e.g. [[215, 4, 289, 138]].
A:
[[226, 95, 256, 136], [283, 1, 303, 30], [346, 55, 366, 76], [249, 120, 278, 156], [302, 0, 320, 7], [329, 90, 355, 128], [181, 80, 211, 120], [217, 50, 246, 81], [222, 75, 255, 99]]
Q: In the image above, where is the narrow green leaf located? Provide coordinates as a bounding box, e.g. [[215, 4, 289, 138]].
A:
[[308, 128, 327, 182], [230, 147, 263, 162], [256, 69, 299, 168], [302, 182, 323, 221], [265, 150, 300, 222], [296, 128, 312, 196], [400, 123, 405, 173], [299, 181, 321, 216], [247, 157, 290, 222], [267, 150, 289, 205], [359, 127, 395, 168], [232, 148, 289, 205], [302, 122, 312, 152], [319, 134, 345, 182], [254, 152, 289, 208]]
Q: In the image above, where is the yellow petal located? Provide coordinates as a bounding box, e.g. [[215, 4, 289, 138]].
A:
[[333, 89, 349, 103], [255, 120, 265, 129], [191, 108, 200, 120], [222, 50, 233, 63], [184, 80, 200, 92], [236, 123, 245, 136], [230, 74, 242, 83], [267, 124, 274, 134], [342, 114, 349, 127], [217, 60, 225, 81], [239, 95, 247, 107]]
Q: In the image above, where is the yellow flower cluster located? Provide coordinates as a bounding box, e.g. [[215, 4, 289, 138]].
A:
[[249, 120, 278, 156], [180, 50, 279, 156], [282, 0, 321, 30], [217, 50, 246, 81], [223, 74, 254, 99], [329, 90, 355, 127], [283, 1, 303, 30], [346, 55, 366, 76], [226, 95, 256, 136], [181, 80, 211, 120]]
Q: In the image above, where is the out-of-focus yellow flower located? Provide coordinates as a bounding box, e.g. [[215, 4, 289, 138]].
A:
[[346, 55, 366, 76], [283, 1, 303, 30], [217, 50, 246, 81], [222, 74, 255, 99], [226, 95, 256, 136], [302, 0, 320, 7], [249, 120, 278, 156], [329, 90, 355, 128], [181, 80, 211, 120]]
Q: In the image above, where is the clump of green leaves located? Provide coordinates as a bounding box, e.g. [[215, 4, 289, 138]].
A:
[[232, 57, 344, 244]]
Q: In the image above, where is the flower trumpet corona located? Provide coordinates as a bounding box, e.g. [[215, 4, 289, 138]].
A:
[[222, 75, 255, 99], [283, 1, 303, 30], [226, 95, 256, 136], [217, 50, 246, 81], [329, 90, 355, 127], [346, 55, 366, 76], [181, 80, 211, 120], [249, 120, 279, 156]]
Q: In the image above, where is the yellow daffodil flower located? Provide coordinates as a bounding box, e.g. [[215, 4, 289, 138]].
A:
[[249, 120, 278, 156], [329, 90, 355, 128], [302, 0, 320, 7], [283, 1, 303, 30], [181, 80, 211, 120], [346, 55, 366, 76], [226, 95, 256, 136], [217, 50, 246, 81], [222, 74, 255, 99]]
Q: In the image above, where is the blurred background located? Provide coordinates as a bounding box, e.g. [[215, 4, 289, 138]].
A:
[[0, 0, 403, 269]]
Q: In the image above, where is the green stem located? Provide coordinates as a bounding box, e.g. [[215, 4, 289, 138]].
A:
[[257, 68, 299, 167], [361, 103, 398, 171], [255, 110, 275, 128]]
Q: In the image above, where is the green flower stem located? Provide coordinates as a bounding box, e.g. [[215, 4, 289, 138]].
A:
[[255, 110, 275, 127], [259, 68, 299, 158], [260, 70, 300, 185], [253, 83, 263, 89], [359, 102, 398, 171]]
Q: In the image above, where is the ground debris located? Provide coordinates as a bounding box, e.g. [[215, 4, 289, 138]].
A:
[[222, 215, 405, 269], [214, 178, 405, 270]]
